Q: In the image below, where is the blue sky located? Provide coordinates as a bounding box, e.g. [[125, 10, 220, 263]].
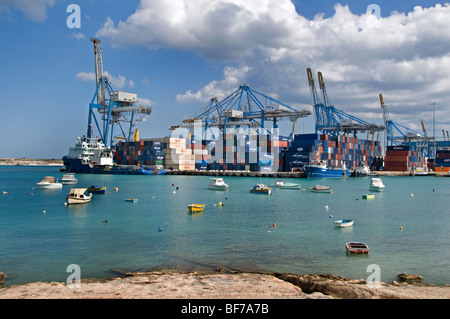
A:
[[0, 0, 449, 158]]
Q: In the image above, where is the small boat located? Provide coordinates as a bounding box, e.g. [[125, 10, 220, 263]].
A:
[[345, 242, 369, 254], [369, 178, 385, 192], [305, 160, 350, 178], [411, 168, 429, 176], [208, 178, 229, 191], [275, 180, 301, 189], [353, 164, 371, 176], [362, 194, 375, 199], [124, 199, 138, 203], [88, 184, 107, 194], [37, 176, 63, 190], [333, 219, 354, 228], [66, 188, 92, 205], [250, 183, 272, 194], [188, 204, 205, 213], [309, 185, 332, 193], [60, 173, 78, 185]]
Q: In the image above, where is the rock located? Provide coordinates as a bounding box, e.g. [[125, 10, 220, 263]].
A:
[[397, 273, 423, 283], [0, 272, 5, 287]]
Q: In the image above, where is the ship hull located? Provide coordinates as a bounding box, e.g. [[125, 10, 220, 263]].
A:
[[62, 157, 165, 175], [305, 166, 349, 178]]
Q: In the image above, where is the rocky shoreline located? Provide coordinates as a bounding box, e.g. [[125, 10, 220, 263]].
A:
[[1, 271, 449, 299], [0, 158, 63, 166]]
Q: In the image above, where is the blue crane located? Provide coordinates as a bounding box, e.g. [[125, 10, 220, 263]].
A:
[[175, 84, 311, 139], [307, 67, 385, 137], [87, 38, 152, 148]]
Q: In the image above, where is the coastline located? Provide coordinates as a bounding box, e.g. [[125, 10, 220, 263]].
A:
[[0, 158, 63, 166], [1, 270, 450, 299]]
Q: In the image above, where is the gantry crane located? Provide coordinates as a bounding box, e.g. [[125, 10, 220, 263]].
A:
[[87, 38, 152, 147], [379, 93, 433, 146], [172, 84, 311, 140], [307, 68, 385, 137]]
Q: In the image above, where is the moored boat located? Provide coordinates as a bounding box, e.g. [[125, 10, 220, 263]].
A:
[[369, 178, 385, 192], [66, 188, 92, 205], [208, 178, 229, 191], [309, 185, 332, 193], [37, 176, 63, 190], [345, 242, 369, 254], [188, 204, 205, 213], [333, 219, 354, 228], [60, 173, 78, 185], [275, 180, 301, 189], [305, 160, 350, 178], [88, 184, 107, 194], [250, 183, 272, 194], [124, 198, 138, 203]]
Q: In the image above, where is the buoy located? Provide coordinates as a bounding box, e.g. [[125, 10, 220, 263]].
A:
[[42, 210, 46, 214], [410, 194, 414, 197], [329, 214, 333, 219], [103, 220, 108, 223], [225, 196, 229, 200], [400, 226, 403, 230], [272, 223, 276, 228], [173, 191, 176, 194], [172, 184, 175, 186], [218, 202, 223, 206], [3, 191, 7, 195], [324, 205, 329, 210], [114, 187, 118, 191], [152, 196, 155, 199], [158, 227, 163, 232], [30, 193, 34, 196]]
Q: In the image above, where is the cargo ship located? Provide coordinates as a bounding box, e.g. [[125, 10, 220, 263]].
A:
[[305, 160, 350, 178], [62, 137, 165, 175]]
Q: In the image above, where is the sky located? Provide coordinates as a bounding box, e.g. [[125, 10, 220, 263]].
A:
[[0, 0, 449, 158]]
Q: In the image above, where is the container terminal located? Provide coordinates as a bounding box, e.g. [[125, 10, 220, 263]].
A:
[[62, 38, 450, 177]]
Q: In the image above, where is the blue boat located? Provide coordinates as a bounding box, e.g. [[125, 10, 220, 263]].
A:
[[305, 160, 350, 178], [87, 184, 107, 194], [62, 137, 166, 175]]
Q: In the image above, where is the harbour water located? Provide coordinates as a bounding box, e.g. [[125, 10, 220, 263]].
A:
[[1, 165, 449, 287]]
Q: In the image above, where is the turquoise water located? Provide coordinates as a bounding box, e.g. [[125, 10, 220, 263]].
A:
[[1, 165, 449, 287]]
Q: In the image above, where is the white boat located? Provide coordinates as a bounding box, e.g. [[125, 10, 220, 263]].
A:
[[60, 173, 78, 185], [208, 178, 229, 190], [275, 180, 301, 189], [369, 178, 385, 191], [309, 185, 332, 193], [333, 219, 354, 228], [37, 176, 63, 190], [411, 168, 429, 176], [354, 164, 371, 176], [66, 188, 92, 205]]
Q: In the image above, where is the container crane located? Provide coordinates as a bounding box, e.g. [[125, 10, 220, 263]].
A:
[[307, 68, 385, 137], [87, 38, 152, 148], [379, 93, 433, 146], [174, 84, 311, 140]]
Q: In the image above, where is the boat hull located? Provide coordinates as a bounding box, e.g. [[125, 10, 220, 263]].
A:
[[334, 219, 354, 227], [62, 157, 165, 175], [345, 242, 369, 254], [67, 197, 91, 205], [37, 182, 62, 190], [188, 204, 205, 213], [305, 166, 350, 178]]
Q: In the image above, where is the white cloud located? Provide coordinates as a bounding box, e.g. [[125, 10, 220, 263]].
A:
[[72, 32, 85, 40], [75, 71, 133, 90], [97, 1, 450, 131], [0, 0, 55, 22]]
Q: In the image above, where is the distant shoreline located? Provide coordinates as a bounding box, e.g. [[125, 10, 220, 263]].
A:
[[0, 158, 63, 166]]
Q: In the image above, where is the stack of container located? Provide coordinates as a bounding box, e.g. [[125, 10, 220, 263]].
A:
[[383, 145, 427, 171], [433, 149, 450, 172], [162, 137, 195, 171], [283, 133, 382, 171], [114, 140, 164, 168]]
